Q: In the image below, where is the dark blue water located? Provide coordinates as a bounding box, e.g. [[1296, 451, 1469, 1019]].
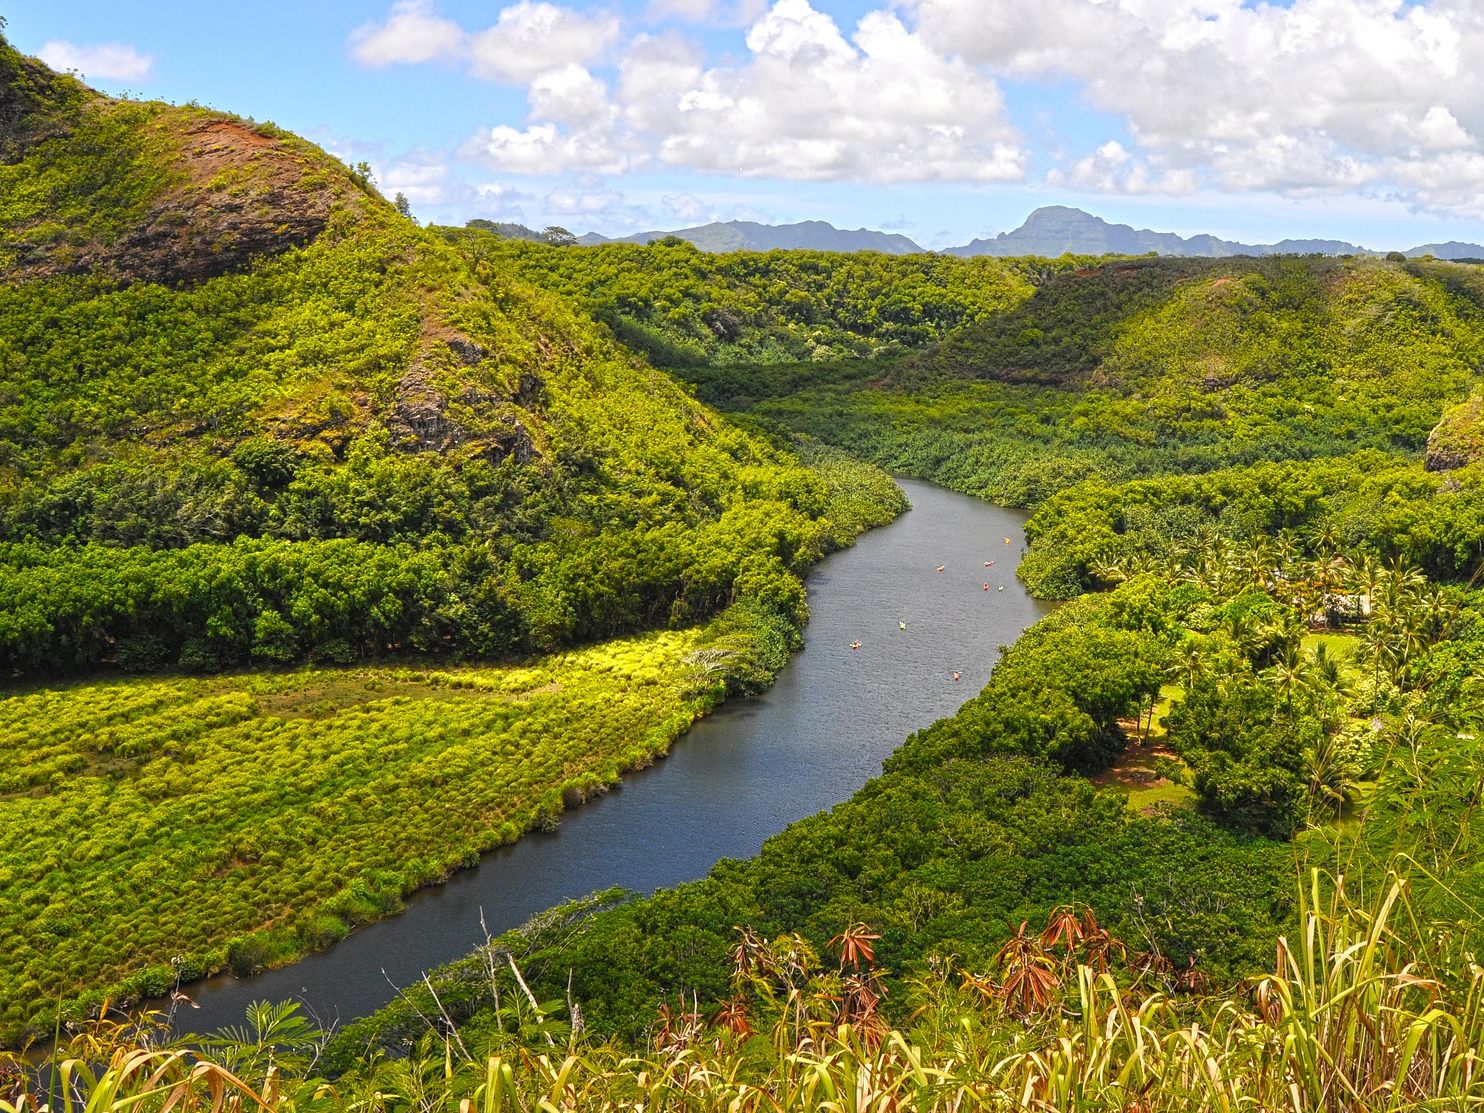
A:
[[177, 479, 1052, 1034]]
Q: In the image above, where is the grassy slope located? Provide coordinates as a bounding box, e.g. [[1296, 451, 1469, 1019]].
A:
[[2, 611, 774, 1037]]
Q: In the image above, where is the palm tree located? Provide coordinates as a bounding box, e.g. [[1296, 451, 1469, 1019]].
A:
[[1310, 523, 1341, 558], [1173, 641, 1206, 694], [1265, 641, 1315, 724], [1417, 583, 1459, 642], [1347, 552, 1380, 614]]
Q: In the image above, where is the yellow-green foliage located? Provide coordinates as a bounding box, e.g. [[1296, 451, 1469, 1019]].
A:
[[0, 615, 775, 1041], [0, 78, 907, 676], [12, 872, 1484, 1112], [1426, 393, 1484, 470]]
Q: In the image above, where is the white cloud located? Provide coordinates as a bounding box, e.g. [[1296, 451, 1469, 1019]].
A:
[[647, 0, 717, 19], [349, 0, 465, 66], [626, 1, 1026, 182], [38, 40, 153, 82], [373, 0, 1024, 183], [1046, 140, 1197, 195], [905, 0, 1484, 209], [663, 192, 712, 222], [545, 183, 625, 214], [468, 2, 621, 84], [528, 65, 615, 125], [379, 159, 457, 205], [356, 0, 1484, 219], [464, 121, 633, 175], [645, 0, 769, 25]]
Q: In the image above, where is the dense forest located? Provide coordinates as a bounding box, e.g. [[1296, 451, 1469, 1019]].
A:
[[450, 228, 1040, 366], [7, 27, 1484, 1112]]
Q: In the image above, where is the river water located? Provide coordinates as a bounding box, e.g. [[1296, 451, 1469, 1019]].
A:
[[177, 479, 1052, 1035]]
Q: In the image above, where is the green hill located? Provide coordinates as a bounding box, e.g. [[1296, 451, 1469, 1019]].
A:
[[0, 32, 901, 678], [701, 254, 1484, 522]]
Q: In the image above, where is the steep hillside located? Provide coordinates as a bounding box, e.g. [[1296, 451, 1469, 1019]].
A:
[[0, 38, 355, 284], [0, 33, 891, 677]]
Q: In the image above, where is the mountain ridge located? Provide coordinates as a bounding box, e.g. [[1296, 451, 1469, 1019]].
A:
[[578, 218, 925, 254], [941, 206, 1389, 258], [500, 207, 1484, 260]]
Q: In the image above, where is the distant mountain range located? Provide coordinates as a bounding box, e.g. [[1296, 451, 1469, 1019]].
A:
[[576, 219, 922, 254], [476, 208, 1484, 260], [943, 206, 1484, 260], [946, 206, 1357, 258]]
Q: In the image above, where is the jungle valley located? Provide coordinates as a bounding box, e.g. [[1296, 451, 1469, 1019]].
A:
[[3, 27, 1484, 1112]]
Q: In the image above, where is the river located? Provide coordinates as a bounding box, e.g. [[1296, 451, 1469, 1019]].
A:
[[177, 479, 1053, 1035]]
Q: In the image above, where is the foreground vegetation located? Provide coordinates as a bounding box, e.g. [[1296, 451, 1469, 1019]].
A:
[[14, 867, 1484, 1111]]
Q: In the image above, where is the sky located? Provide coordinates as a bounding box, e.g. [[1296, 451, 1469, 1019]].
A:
[[8, 0, 1484, 250]]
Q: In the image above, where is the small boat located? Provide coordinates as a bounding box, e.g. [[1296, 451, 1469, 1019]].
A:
[[850, 641, 862, 650], [984, 560, 995, 567], [997, 585, 1004, 591], [899, 621, 907, 631], [936, 564, 945, 572], [1003, 537, 1012, 544], [983, 583, 989, 590], [951, 671, 961, 682]]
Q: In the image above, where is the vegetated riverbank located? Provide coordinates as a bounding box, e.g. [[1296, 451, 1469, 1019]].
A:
[[322, 476, 1483, 1077], [172, 478, 1052, 1036], [4, 617, 752, 1040], [0, 445, 903, 1047]]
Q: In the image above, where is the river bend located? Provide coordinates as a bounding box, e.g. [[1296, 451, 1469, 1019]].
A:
[[180, 479, 1052, 1033]]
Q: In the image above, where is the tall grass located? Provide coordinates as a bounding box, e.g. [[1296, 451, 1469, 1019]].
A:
[[7, 869, 1481, 1112]]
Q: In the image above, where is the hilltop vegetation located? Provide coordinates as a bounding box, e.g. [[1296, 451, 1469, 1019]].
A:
[[447, 227, 1036, 366], [679, 255, 1484, 516]]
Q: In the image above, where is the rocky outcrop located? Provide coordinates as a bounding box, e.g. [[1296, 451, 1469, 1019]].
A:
[[5, 117, 345, 285], [389, 366, 461, 452], [1425, 396, 1484, 472], [387, 340, 540, 464]]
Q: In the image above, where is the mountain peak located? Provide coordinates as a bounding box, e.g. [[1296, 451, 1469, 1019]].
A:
[[947, 206, 1484, 261]]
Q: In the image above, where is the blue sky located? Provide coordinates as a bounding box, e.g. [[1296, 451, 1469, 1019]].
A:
[[8, 0, 1484, 250]]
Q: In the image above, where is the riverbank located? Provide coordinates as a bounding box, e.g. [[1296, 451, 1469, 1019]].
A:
[[174, 479, 1051, 1037]]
